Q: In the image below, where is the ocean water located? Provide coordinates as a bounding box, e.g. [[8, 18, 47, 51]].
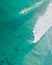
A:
[[0, 0, 52, 65]]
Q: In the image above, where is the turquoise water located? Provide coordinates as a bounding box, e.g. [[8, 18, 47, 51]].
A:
[[0, 0, 52, 65]]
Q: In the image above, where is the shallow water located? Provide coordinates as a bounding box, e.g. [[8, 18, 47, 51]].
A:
[[0, 0, 52, 65]]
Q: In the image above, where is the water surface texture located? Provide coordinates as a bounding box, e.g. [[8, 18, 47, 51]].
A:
[[0, 0, 52, 65]]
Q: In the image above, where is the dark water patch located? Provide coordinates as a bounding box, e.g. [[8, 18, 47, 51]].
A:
[[14, 46, 18, 52], [5, 58, 13, 65], [0, 60, 4, 65]]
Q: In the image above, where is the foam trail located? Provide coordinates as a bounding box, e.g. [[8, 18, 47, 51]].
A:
[[19, 0, 44, 15]]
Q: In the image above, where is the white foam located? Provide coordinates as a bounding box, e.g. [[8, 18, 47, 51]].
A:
[[33, 2, 52, 43]]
